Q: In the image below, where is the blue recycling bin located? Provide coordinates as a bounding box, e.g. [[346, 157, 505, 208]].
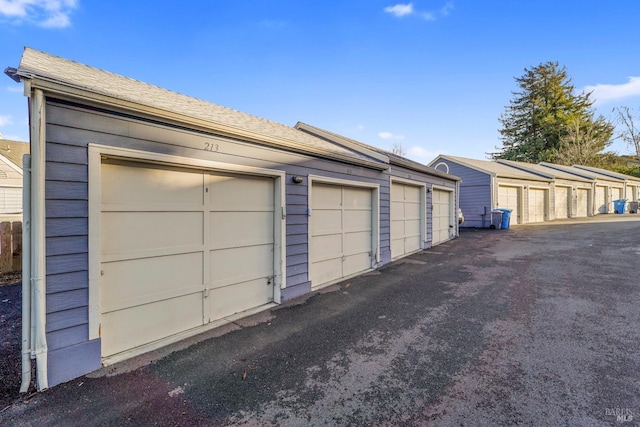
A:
[[497, 208, 513, 229], [613, 199, 626, 214]]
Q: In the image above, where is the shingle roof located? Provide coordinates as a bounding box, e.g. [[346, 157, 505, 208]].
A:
[[497, 160, 592, 183], [432, 155, 551, 181], [0, 139, 29, 168], [539, 163, 626, 182], [12, 48, 387, 169], [572, 164, 640, 183], [295, 122, 460, 181]]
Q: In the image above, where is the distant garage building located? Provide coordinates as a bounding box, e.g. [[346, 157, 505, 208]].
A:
[[540, 163, 629, 214], [496, 160, 594, 219], [429, 155, 552, 227], [7, 48, 460, 390]]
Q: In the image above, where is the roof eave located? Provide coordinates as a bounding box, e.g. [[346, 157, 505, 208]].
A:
[[19, 75, 388, 171]]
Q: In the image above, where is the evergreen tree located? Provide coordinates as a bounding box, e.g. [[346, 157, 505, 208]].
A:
[[492, 61, 611, 163]]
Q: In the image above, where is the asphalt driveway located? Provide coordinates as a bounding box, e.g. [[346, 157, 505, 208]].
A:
[[2, 217, 639, 426]]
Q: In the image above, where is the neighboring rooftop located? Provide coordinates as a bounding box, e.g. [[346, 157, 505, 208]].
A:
[[295, 122, 460, 181], [496, 159, 592, 183], [0, 138, 29, 168], [430, 155, 551, 181]]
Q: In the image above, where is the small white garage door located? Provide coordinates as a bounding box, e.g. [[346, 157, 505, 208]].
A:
[[432, 189, 453, 245], [528, 188, 547, 223], [576, 188, 589, 217], [100, 161, 276, 358], [498, 186, 520, 224], [390, 182, 422, 259], [554, 186, 570, 219], [310, 183, 373, 288], [595, 186, 607, 214]]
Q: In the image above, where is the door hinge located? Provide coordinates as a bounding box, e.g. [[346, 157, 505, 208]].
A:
[[203, 288, 209, 298]]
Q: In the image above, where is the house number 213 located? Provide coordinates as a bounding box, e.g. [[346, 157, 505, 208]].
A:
[[203, 143, 219, 152]]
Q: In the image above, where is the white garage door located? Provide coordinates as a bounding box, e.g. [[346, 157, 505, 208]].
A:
[[390, 182, 422, 259], [100, 161, 275, 358], [576, 189, 589, 217], [528, 189, 546, 223], [595, 186, 607, 214], [432, 189, 452, 245], [554, 186, 570, 219], [498, 186, 519, 224], [310, 183, 373, 288]]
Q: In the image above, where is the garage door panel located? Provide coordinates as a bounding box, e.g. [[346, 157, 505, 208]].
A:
[[210, 211, 273, 248], [555, 187, 569, 219], [391, 238, 405, 258], [209, 244, 273, 288], [312, 258, 343, 285], [595, 186, 606, 213], [311, 209, 342, 235], [100, 162, 277, 359], [344, 209, 372, 231], [101, 252, 203, 310], [391, 182, 424, 258], [432, 189, 452, 245], [343, 252, 371, 277], [102, 163, 204, 205], [344, 231, 371, 255], [312, 184, 342, 208], [577, 189, 588, 217], [528, 189, 546, 223], [102, 211, 203, 255], [343, 187, 371, 208], [310, 233, 342, 262], [310, 183, 374, 287], [210, 174, 274, 211], [391, 201, 404, 219], [101, 292, 203, 357], [209, 277, 273, 319]]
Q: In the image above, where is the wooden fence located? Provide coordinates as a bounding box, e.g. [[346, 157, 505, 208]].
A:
[[0, 221, 22, 274]]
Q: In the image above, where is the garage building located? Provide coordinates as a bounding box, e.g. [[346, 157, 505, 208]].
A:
[[6, 48, 460, 390], [428, 155, 553, 227]]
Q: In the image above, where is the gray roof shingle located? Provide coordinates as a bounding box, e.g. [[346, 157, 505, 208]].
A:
[[13, 48, 387, 169]]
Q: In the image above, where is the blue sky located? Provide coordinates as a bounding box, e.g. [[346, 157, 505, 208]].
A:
[[1, 1, 640, 163]]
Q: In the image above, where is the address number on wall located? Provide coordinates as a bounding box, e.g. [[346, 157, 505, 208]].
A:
[[203, 143, 220, 152]]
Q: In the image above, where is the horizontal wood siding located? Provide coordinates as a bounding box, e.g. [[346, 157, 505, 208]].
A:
[[441, 162, 491, 228], [43, 100, 393, 385]]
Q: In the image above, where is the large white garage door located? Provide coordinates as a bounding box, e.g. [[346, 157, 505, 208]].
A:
[[310, 183, 373, 288], [498, 186, 519, 224], [391, 182, 422, 259], [100, 161, 275, 358], [432, 189, 452, 245], [528, 189, 546, 223], [576, 188, 589, 217], [554, 186, 570, 219], [595, 186, 607, 214]]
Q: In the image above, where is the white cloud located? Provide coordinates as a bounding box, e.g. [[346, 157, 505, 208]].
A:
[[378, 131, 405, 140], [0, 0, 77, 28], [584, 76, 640, 105], [384, 2, 453, 21], [384, 3, 414, 17], [6, 86, 23, 93], [406, 145, 437, 161], [0, 115, 13, 127]]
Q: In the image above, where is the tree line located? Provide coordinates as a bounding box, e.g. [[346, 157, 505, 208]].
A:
[[491, 61, 640, 177]]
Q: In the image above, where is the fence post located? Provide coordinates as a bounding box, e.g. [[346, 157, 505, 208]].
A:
[[12, 221, 22, 272], [0, 222, 11, 273]]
